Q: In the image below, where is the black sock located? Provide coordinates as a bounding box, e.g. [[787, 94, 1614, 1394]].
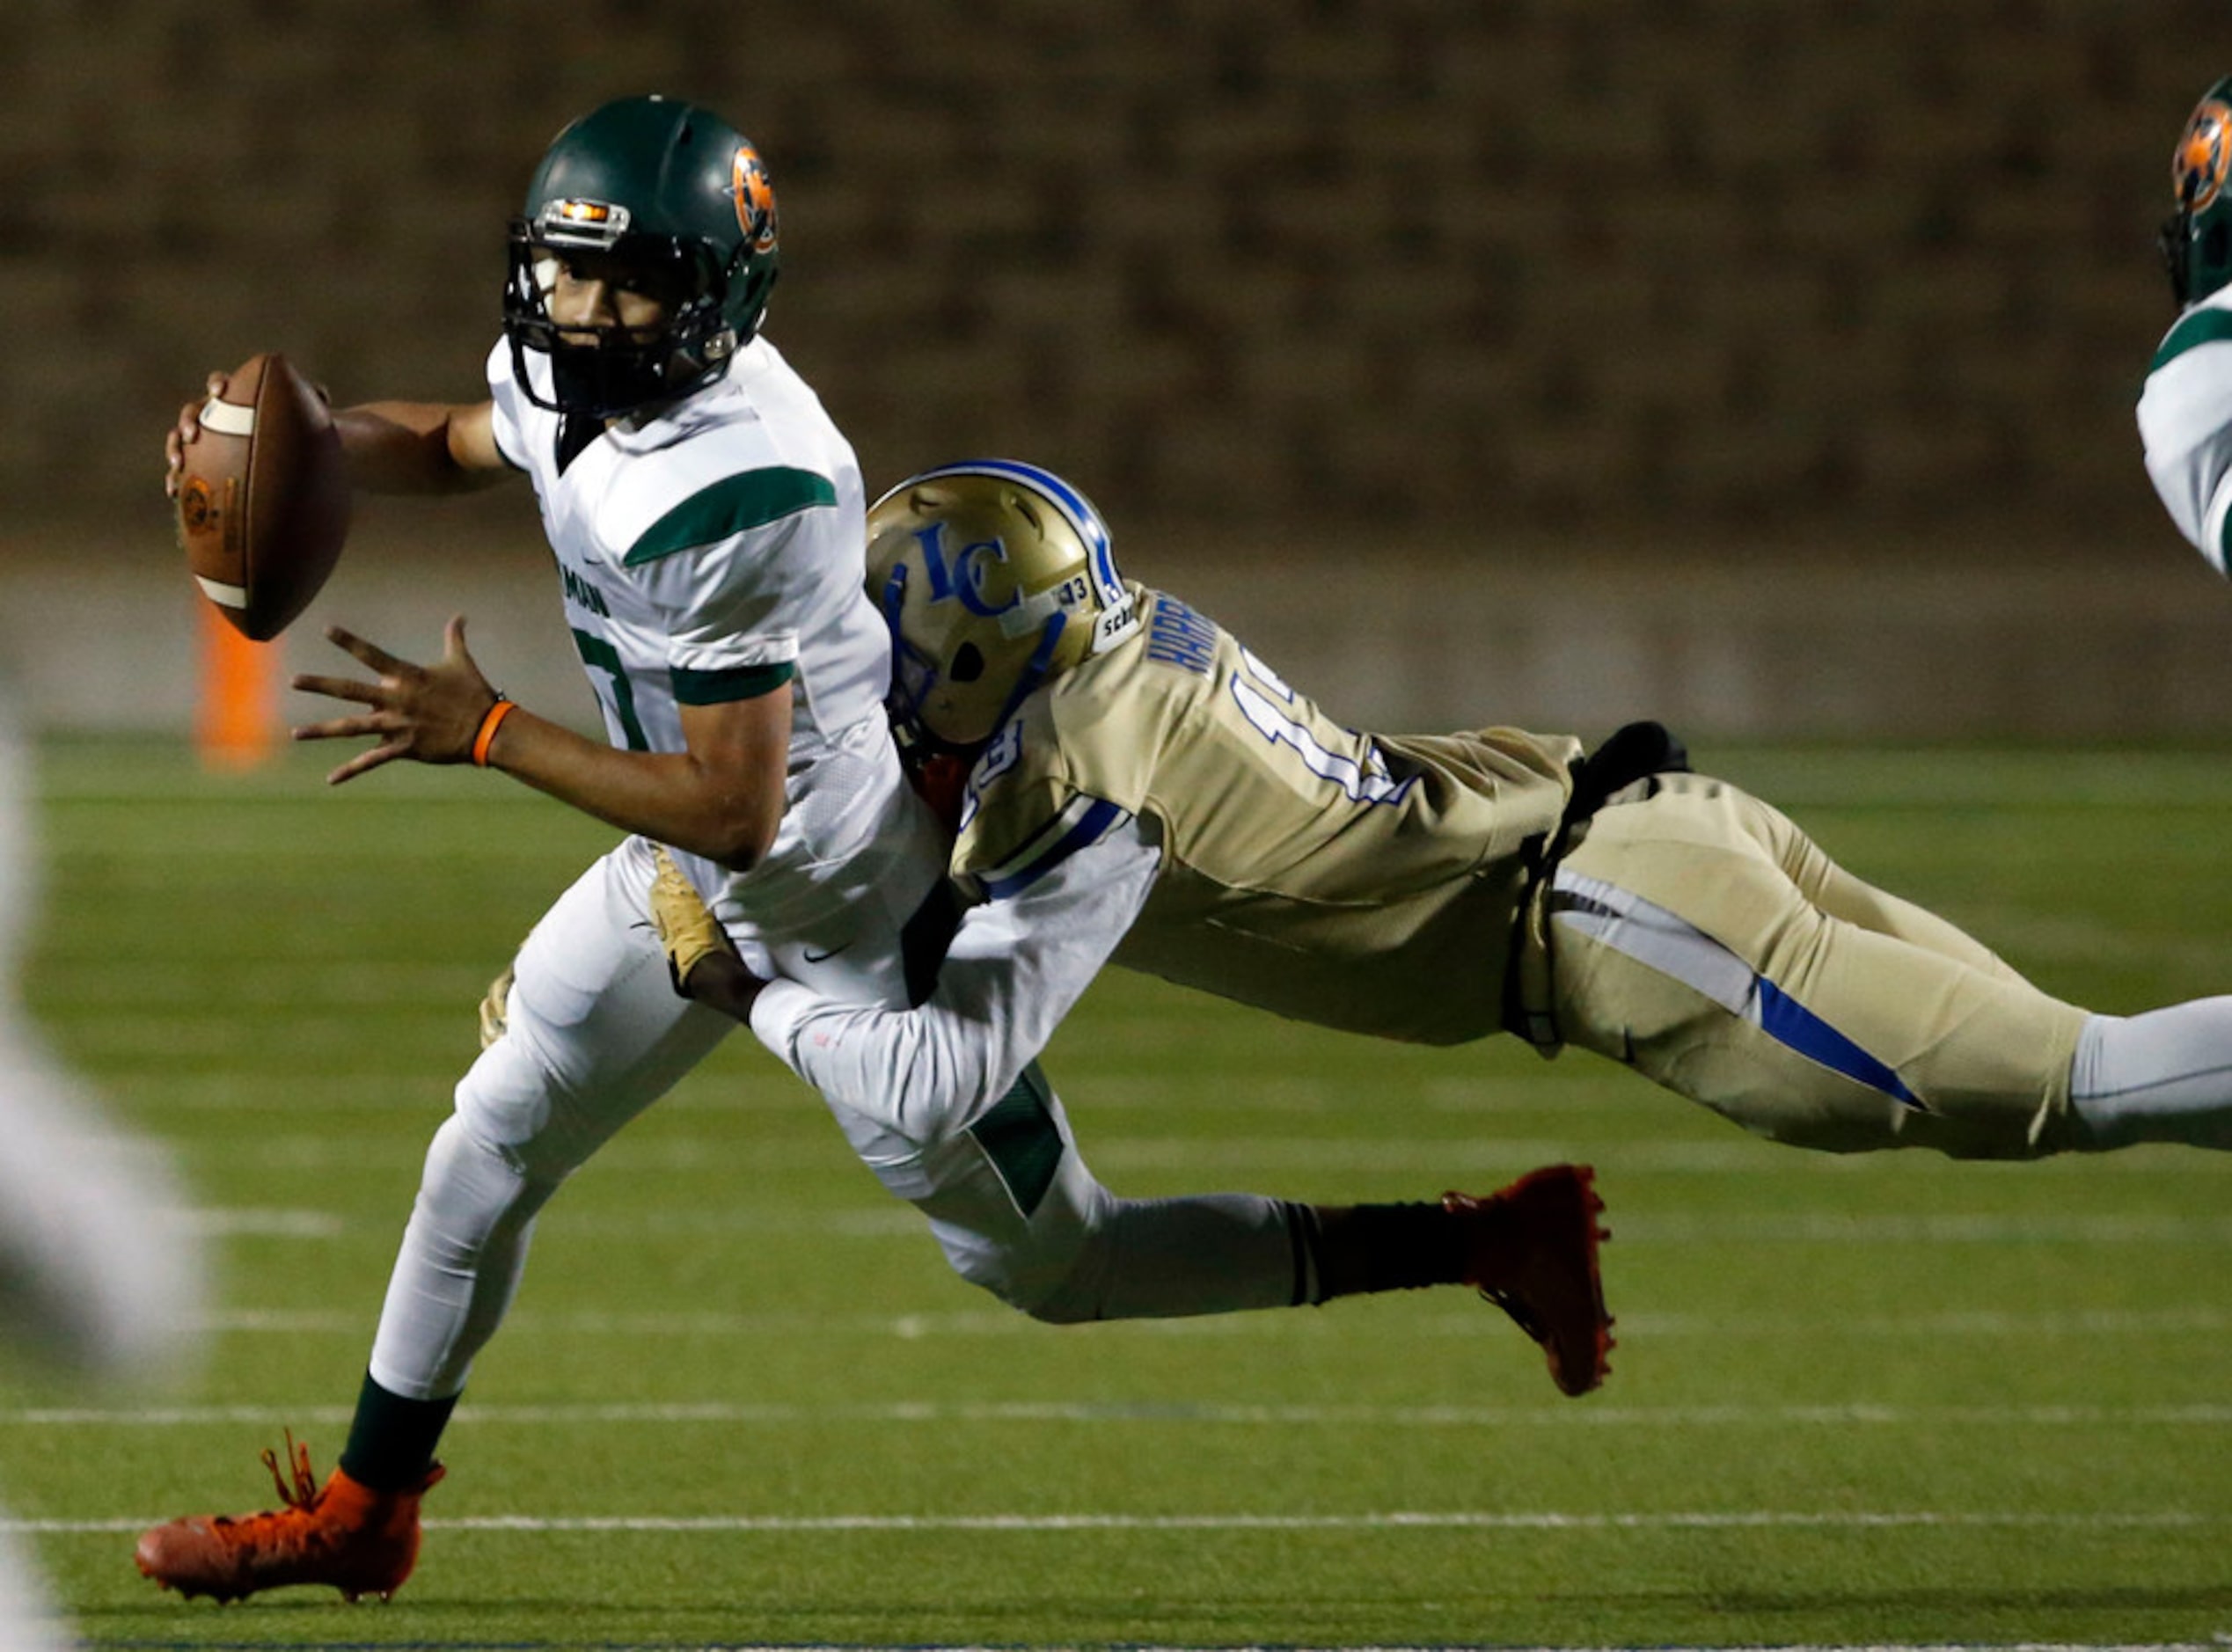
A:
[[338, 1371, 458, 1492], [1349, 1202, 1466, 1294], [1281, 1201, 1324, 1305]]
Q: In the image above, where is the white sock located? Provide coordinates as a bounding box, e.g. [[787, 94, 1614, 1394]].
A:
[[2069, 1004, 2232, 1150]]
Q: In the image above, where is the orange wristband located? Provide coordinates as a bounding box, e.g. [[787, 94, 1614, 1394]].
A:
[[471, 698, 516, 767]]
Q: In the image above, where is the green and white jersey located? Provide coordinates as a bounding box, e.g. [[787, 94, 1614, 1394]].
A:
[[955, 586, 1579, 1045], [487, 336, 930, 959], [2140, 288, 2232, 574]]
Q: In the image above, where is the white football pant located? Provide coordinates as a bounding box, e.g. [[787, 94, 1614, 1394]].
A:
[[370, 830, 948, 1400]]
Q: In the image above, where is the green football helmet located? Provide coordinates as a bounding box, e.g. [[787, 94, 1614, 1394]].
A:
[[866, 460, 1143, 753], [2161, 77, 2232, 308], [503, 95, 781, 418]]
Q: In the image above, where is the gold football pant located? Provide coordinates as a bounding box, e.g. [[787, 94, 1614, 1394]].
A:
[[1529, 773, 2088, 1159]]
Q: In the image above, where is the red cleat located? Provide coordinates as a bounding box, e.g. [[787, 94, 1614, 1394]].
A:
[[135, 1434, 443, 1604], [1445, 1164, 1614, 1397]]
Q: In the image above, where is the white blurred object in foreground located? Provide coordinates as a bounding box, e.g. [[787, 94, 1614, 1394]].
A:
[[0, 695, 207, 1648]]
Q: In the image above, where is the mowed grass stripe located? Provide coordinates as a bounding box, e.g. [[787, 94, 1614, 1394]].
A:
[[176, 1192, 2232, 1241], [18, 1509, 2232, 1535], [20, 1400, 2232, 1429], [147, 1129, 2232, 1179], [32, 739, 2232, 1647], [24, 1643, 2215, 1652], [13, 1643, 2216, 1652], [136, 1303, 2232, 1340]]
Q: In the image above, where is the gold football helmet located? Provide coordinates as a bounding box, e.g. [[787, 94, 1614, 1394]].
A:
[[866, 460, 1141, 750]]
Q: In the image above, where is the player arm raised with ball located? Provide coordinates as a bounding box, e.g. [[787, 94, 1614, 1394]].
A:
[[166, 379, 511, 498], [169, 382, 789, 868], [267, 250, 795, 868]]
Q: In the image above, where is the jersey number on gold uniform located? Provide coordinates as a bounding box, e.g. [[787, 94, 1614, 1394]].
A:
[[1229, 646, 1412, 807]]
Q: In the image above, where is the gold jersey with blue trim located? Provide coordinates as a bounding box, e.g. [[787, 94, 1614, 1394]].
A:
[[487, 335, 934, 958], [951, 585, 1582, 1044]]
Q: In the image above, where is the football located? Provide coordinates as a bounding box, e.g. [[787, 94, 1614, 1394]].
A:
[[175, 353, 351, 642]]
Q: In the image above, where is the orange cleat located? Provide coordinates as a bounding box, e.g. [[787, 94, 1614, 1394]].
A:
[[135, 1434, 443, 1604], [1445, 1164, 1614, 1397]]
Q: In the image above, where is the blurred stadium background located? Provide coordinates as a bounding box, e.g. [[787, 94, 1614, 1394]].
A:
[[5, 0, 2229, 742]]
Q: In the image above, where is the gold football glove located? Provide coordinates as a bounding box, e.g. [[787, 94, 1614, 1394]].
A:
[[476, 963, 515, 1050], [650, 846, 735, 995]]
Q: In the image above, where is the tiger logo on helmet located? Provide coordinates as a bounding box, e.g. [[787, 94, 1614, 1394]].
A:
[[866, 460, 1142, 753], [731, 143, 779, 257], [2162, 77, 2232, 308], [2177, 97, 2232, 214]]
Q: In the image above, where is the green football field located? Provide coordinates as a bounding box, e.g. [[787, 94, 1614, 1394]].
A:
[[11, 736, 2232, 1650]]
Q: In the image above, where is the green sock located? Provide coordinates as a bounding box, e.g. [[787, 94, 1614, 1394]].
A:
[[338, 1371, 458, 1492]]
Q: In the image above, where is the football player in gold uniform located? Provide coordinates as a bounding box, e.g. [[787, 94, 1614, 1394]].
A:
[[657, 460, 2232, 1387]]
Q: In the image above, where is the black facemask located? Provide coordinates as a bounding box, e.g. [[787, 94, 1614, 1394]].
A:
[[501, 226, 732, 419]]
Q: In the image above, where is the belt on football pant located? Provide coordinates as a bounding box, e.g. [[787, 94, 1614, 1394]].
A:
[[1502, 720, 1693, 1051]]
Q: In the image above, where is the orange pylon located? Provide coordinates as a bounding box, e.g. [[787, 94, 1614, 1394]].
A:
[[194, 601, 281, 771]]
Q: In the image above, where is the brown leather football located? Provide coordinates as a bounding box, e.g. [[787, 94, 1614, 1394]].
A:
[[176, 353, 350, 641]]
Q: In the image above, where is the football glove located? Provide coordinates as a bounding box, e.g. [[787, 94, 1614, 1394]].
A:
[[475, 963, 514, 1051], [649, 846, 735, 995]]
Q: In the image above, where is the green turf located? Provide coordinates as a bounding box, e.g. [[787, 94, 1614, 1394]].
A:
[[11, 737, 2232, 1648]]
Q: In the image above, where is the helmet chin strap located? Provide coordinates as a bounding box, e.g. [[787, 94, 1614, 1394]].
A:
[[876, 561, 910, 640], [986, 611, 1069, 741], [880, 562, 971, 761], [2165, 173, 2202, 308]]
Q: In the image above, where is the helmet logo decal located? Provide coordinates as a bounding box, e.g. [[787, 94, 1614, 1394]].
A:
[[2175, 98, 2232, 211], [731, 144, 779, 254], [917, 458, 1130, 620], [909, 523, 1019, 618]]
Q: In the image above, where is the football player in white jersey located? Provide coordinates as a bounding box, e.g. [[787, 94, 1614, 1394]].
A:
[[653, 459, 2232, 1376], [2141, 76, 2232, 566], [137, 97, 946, 1604]]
